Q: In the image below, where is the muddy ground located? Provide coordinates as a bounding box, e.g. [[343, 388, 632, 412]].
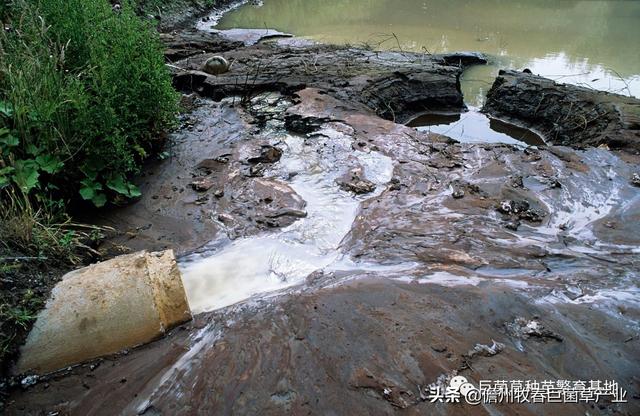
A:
[[5, 17, 640, 416]]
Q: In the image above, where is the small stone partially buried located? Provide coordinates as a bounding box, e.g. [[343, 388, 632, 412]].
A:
[[190, 177, 215, 192], [337, 176, 376, 195]]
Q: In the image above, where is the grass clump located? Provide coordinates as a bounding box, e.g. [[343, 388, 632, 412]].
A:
[[0, 0, 178, 377], [0, 188, 110, 375], [0, 0, 178, 207]]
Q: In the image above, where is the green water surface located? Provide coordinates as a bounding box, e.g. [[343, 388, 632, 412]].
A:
[[215, 0, 640, 106]]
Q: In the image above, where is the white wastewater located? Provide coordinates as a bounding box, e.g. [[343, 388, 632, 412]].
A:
[[179, 126, 394, 313]]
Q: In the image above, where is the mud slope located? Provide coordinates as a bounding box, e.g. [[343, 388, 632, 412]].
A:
[[6, 30, 640, 416], [9, 86, 640, 415]]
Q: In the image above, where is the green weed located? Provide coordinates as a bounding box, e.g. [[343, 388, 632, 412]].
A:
[[0, 0, 178, 207]]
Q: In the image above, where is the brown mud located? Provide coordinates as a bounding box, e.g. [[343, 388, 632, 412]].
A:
[[165, 30, 485, 122], [137, 0, 241, 32], [5, 20, 640, 416]]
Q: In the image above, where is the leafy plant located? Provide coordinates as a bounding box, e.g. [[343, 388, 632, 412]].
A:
[[0, 0, 178, 208]]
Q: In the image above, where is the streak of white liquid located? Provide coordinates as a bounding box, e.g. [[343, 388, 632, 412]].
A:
[[179, 132, 394, 313]]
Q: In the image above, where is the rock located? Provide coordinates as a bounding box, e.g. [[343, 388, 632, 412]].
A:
[[223, 178, 307, 232], [452, 189, 465, 199], [247, 145, 283, 164], [264, 208, 307, 219], [248, 163, 266, 177], [194, 195, 209, 205], [389, 182, 401, 191], [179, 93, 199, 112], [519, 208, 545, 222], [207, 28, 293, 47], [483, 70, 640, 152], [465, 340, 505, 359], [431, 345, 447, 353], [504, 220, 520, 231], [341, 179, 376, 195], [160, 31, 244, 61], [20, 375, 38, 389], [505, 317, 563, 342], [497, 199, 545, 222], [13, 250, 192, 375], [170, 35, 487, 122], [522, 147, 542, 161], [509, 175, 524, 188], [337, 171, 377, 195], [632, 173, 640, 187], [201, 56, 232, 76], [497, 199, 530, 215], [190, 177, 215, 192], [450, 180, 483, 200], [217, 213, 235, 224], [439, 51, 487, 67], [284, 114, 328, 134]]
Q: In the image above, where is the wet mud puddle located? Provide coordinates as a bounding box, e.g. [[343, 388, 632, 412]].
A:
[[178, 119, 394, 313], [407, 107, 545, 146]]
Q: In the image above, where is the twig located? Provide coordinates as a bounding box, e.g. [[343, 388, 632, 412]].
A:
[[0, 256, 48, 262]]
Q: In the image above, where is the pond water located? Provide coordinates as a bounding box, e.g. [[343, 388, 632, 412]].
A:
[[215, 0, 640, 107], [407, 107, 546, 146]]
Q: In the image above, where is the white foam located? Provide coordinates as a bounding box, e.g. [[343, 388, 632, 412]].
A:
[[180, 130, 394, 313]]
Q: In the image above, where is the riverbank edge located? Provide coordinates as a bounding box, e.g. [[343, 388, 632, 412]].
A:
[[3, 0, 640, 410]]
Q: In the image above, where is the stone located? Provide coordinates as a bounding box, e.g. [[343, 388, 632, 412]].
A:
[[190, 177, 215, 192], [338, 178, 376, 195], [201, 56, 231, 76], [452, 189, 465, 199], [247, 145, 283, 164], [483, 70, 640, 152]]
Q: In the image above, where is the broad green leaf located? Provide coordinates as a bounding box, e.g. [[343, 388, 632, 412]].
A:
[[0, 134, 19, 148], [92, 193, 107, 207], [13, 160, 40, 193], [0, 128, 19, 149], [107, 175, 141, 198], [79, 178, 103, 201], [80, 165, 98, 181], [36, 154, 64, 174], [0, 166, 15, 176], [80, 178, 102, 190], [106, 174, 128, 195], [128, 184, 142, 198], [133, 144, 147, 158], [79, 186, 95, 200], [26, 144, 41, 156], [0, 167, 13, 189], [0, 101, 13, 118]]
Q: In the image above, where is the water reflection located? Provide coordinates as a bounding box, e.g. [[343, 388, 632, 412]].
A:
[[215, 0, 640, 106], [407, 108, 545, 146]]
